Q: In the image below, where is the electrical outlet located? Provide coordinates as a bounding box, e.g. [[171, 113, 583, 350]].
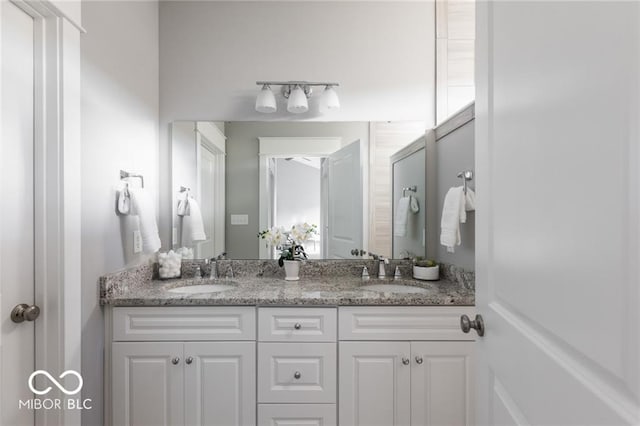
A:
[[231, 214, 249, 225], [133, 230, 142, 253], [172, 227, 178, 245]]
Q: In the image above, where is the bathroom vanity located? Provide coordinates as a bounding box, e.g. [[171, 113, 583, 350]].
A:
[[101, 261, 475, 426]]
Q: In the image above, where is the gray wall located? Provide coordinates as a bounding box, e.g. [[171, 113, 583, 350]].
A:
[[81, 2, 159, 424], [225, 121, 369, 258], [434, 119, 475, 270]]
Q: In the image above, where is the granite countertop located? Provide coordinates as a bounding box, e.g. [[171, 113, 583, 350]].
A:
[[100, 259, 474, 307]]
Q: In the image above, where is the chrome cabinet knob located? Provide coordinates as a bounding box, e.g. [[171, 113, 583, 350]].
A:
[[11, 304, 40, 323], [415, 356, 424, 365], [460, 314, 485, 336], [185, 356, 193, 365], [294, 371, 301, 379], [294, 323, 302, 330], [402, 357, 410, 365], [171, 357, 180, 365]]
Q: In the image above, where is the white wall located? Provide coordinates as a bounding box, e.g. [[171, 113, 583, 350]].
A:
[[159, 1, 436, 249], [81, 2, 159, 424]]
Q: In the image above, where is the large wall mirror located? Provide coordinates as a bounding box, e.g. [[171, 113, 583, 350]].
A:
[[169, 121, 428, 260]]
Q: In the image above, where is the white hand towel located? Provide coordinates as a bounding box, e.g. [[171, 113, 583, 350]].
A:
[[177, 191, 190, 217], [394, 196, 411, 237], [117, 188, 130, 215], [186, 196, 207, 242], [465, 188, 476, 212], [440, 186, 465, 253], [128, 187, 161, 254]]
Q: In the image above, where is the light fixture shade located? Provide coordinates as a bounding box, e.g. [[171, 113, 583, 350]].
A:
[[287, 85, 309, 113], [255, 85, 277, 113], [319, 85, 340, 111]]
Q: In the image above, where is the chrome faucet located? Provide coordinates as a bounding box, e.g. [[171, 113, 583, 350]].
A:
[[207, 258, 218, 280], [378, 257, 389, 279]]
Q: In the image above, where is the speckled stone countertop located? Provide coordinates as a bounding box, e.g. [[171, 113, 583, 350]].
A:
[[100, 259, 474, 307]]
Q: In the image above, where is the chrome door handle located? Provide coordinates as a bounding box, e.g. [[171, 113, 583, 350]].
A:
[[415, 356, 423, 365], [11, 304, 40, 323], [185, 357, 193, 365], [460, 314, 485, 336], [402, 357, 410, 365], [293, 371, 301, 379], [294, 323, 302, 330], [171, 357, 180, 365]]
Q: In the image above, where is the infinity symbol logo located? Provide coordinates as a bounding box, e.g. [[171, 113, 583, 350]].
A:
[[28, 370, 83, 396]]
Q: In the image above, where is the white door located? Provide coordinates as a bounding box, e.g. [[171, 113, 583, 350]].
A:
[[0, 3, 36, 425], [197, 146, 217, 258], [112, 342, 184, 426], [411, 342, 474, 426], [184, 342, 255, 426], [326, 140, 363, 258], [475, 2, 640, 425], [339, 341, 411, 426]]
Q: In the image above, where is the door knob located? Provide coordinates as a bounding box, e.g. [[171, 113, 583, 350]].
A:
[[293, 371, 301, 379], [171, 357, 180, 365], [415, 356, 423, 365], [11, 304, 40, 323], [402, 357, 410, 365], [460, 314, 485, 336], [294, 323, 302, 330], [185, 357, 193, 365]]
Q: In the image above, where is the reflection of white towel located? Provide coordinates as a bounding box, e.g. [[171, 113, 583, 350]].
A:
[[128, 187, 161, 254], [177, 191, 190, 216], [187, 196, 207, 241], [440, 186, 466, 253], [394, 197, 411, 237], [465, 188, 476, 211]]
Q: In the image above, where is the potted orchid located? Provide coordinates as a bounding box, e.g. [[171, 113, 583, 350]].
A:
[[258, 223, 317, 281]]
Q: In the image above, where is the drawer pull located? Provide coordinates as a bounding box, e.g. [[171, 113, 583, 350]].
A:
[[294, 371, 302, 379], [415, 356, 424, 365], [402, 357, 410, 366], [171, 357, 180, 365], [294, 323, 302, 330], [185, 356, 193, 365]]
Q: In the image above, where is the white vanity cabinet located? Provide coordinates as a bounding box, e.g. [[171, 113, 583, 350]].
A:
[[257, 307, 337, 426], [338, 306, 476, 426], [107, 307, 256, 426]]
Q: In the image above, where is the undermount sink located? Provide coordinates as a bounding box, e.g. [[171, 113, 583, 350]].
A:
[[359, 284, 429, 294], [167, 284, 236, 294]]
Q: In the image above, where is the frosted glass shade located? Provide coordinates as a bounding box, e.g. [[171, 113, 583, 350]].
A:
[[320, 85, 340, 111], [287, 85, 309, 113], [255, 85, 277, 113]]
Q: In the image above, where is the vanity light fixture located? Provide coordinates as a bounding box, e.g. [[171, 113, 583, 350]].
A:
[[255, 81, 340, 114]]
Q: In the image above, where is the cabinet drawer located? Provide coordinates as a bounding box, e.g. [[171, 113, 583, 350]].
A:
[[339, 306, 476, 341], [258, 404, 336, 426], [258, 307, 337, 342], [112, 306, 256, 341], [258, 343, 336, 403]]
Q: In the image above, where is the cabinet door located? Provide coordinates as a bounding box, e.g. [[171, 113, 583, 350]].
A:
[[411, 341, 474, 426], [339, 342, 411, 426], [112, 342, 184, 426], [184, 342, 256, 426]]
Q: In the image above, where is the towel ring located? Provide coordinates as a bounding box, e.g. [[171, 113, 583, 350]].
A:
[[402, 186, 417, 197], [120, 170, 144, 188], [457, 170, 473, 194]]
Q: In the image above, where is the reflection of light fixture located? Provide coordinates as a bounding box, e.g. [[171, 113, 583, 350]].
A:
[[255, 84, 277, 113], [255, 81, 340, 114], [319, 85, 340, 111]]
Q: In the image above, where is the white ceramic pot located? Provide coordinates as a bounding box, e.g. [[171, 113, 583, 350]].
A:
[[413, 264, 439, 281], [283, 260, 300, 281]]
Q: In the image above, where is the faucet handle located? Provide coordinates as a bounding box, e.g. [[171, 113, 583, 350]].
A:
[[361, 266, 370, 280]]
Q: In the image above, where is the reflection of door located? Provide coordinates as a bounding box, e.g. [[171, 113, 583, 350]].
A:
[[198, 146, 216, 258], [475, 2, 639, 425], [1, 3, 36, 425], [326, 140, 362, 258]]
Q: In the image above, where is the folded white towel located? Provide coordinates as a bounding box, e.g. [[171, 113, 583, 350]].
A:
[[440, 186, 466, 253], [128, 187, 161, 254], [186, 196, 207, 242], [394, 196, 411, 237], [117, 188, 130, 215]]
